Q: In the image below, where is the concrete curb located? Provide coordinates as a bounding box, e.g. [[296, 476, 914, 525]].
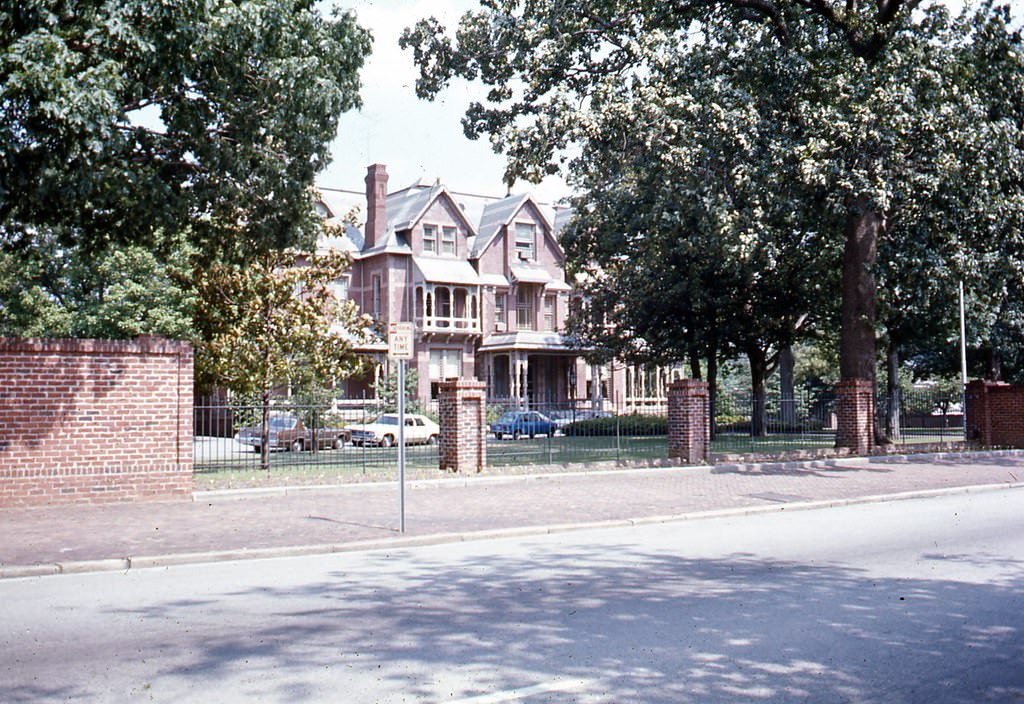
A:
[[4, 479, 1022, 581]]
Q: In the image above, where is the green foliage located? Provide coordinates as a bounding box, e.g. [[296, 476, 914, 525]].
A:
[[371, 366, 424, 415], [0, 231, 196, 339], [562, 414, 667, 437], [1, 0, 371, 262], [192, 250, 372, 400], [404, 0, 1024, 390]]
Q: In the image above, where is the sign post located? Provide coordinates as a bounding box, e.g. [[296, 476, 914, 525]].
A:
[[387, 322, 414, 533]]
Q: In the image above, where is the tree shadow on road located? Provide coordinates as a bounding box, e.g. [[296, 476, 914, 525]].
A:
[[71, 530, 1024, 703]]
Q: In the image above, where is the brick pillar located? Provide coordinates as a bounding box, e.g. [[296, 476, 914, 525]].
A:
[[667, 379, 710, 464], [835, 378, 874, 454], [438, 378, 486, 473]]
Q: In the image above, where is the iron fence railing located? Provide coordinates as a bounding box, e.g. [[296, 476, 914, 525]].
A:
[[193, 385, 965, 479], [713, 387, 837, 454], [484, 398, 667, 467], [193, 400, 441, 476]]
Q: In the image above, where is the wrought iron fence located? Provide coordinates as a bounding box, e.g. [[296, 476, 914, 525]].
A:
[[192, 398, 441, 477], [713, 388, 837, 454], [193, 384, 965, 481], [876, 386, 964, 444], [484, 397, 668, 468]]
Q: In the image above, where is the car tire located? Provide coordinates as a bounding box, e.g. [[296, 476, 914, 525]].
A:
[[290, 439, 303, 452], [427, 434, 438, 446], [381, 435, 394, 448], [528, 432, 535, 439], [495, 432, 503, 439], [547, 429, 554, 437], [512, 430, 521, 440]]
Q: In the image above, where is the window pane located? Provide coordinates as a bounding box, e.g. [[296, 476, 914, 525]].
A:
[[515, 223, 535, 259], [423, 225, 437, 254], [441, 226, 457, 255]]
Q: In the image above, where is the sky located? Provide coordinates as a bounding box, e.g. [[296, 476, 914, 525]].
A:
[[318, 0, 571, 204]]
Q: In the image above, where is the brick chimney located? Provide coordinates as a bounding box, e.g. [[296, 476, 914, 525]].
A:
[[364, 163, 388, 249]]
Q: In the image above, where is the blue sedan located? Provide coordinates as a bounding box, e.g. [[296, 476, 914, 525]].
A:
[[490, 411, 557, 439]]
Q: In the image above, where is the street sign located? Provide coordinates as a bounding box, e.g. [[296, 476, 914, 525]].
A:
[[388, 322, 414, 359]]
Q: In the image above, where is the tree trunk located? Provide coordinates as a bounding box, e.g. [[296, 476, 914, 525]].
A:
[[839, 196, 881, 382], [689, 349, 702, 380], [779, 346, 796, 427], [987, 348, 1002, 381], [884, 341, 900, 441], [260, 390, 271, 473], [748, 348, 769, 438], [707, 347, 718, 441]]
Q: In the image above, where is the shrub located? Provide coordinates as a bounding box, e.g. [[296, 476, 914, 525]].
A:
[[563, 414, 667, 436]]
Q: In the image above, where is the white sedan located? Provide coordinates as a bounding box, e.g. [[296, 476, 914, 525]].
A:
[[346, 414, 440, 447]]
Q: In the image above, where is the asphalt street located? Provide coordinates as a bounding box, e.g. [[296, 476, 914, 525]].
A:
[[2, 487, 1022, 703]]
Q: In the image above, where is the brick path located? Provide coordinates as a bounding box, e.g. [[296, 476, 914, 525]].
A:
[[1, 451, 1022, 577]]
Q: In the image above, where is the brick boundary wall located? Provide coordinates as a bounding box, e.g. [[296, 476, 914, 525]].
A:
[[438, 378, 486, 473], [965, 380, 1024, 448], [667, 379, 710, 464], [835, 378, 874, 454], [0, 336, 193, 508]]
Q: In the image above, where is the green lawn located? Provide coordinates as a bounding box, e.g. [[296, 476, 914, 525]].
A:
[[193, 429, 965, 490]]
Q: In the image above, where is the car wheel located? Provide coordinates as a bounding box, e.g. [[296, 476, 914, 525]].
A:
[[290, 439, 303, 452], [528, 432, 535, 439], [547, 429, 554, 437], [495, 432, 503, 439], [512, 430, 521, 440], [427, 434, 438, 446], [381, 434, 394, 448]]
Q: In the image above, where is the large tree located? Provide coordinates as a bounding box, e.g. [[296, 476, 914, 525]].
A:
[[562, 19, 837, 434], [402, 1, 1024, 393], [2, 0, 371, 262]]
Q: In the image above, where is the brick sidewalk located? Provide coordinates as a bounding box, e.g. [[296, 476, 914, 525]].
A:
[[1, 451, 1022, 577]]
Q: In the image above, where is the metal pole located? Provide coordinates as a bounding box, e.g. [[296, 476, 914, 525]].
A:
[[959, 280, 968, 439], [398, 358, 406, 533]]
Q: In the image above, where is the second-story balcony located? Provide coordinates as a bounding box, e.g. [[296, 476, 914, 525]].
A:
[[415, 283, 481, 334]]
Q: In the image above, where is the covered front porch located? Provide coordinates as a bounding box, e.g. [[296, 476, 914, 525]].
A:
[[478, 332, 586, 407]]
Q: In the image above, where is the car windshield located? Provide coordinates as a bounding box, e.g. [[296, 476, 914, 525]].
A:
[[497, 412, 520, 423], [268, 416, 296, 430], [375, 415, 399, 425]]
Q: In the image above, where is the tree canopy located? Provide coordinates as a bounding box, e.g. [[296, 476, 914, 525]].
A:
[[2, 0, 371, 262], [402, 0, 1024, 388]]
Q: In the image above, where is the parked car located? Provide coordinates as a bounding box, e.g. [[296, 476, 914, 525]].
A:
[[548, 408, 613, 430], [235, 412, 348, 452], [346, 414, 440, 447], [490, 411, 557, 439]]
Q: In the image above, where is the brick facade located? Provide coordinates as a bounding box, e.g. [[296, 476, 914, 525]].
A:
[[965, 380, 1024, 448], [0, 336, 193, 507], [835, 378, 874, 454], [438, 378, 486, 473], [667, 379, 710, 464]]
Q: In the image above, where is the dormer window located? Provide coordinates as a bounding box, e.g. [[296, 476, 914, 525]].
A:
[[423, 225, 438, 254], [441, 226, 457, 256], [515, 223, 535, 260]]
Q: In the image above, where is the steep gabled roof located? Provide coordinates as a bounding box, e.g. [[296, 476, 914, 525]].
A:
[[386, 182, 478, 237], [471, 194, 559, 259]]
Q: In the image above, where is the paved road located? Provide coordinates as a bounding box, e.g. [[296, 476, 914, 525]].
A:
[[2, 488, 1022, 703]]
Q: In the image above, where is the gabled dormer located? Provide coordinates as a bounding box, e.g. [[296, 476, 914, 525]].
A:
[[473, 194, 564, 275]]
